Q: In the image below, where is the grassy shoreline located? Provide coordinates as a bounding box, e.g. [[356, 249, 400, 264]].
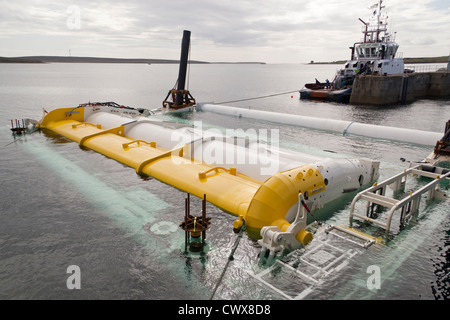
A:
[[0, 57, 44, 63], [0, 56, 265, 64]]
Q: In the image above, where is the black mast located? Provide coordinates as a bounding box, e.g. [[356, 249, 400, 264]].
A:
[[176, 30, 191, 106], [162, 30, 196, 109]]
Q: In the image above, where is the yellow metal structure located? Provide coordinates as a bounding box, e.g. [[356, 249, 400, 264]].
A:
[[39, 107, 326, 242]]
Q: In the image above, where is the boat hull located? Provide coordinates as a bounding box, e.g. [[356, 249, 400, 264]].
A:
[[300, 87, 352, 103]]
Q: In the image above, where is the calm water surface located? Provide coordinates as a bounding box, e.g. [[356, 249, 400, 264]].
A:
[[0, 62, 449, 300]]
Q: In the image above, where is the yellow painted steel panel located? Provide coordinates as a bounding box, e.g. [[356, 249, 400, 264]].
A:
[[38, 107, 326, 240]]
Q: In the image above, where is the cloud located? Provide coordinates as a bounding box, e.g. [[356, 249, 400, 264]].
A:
[[0, 0, 449, 62]]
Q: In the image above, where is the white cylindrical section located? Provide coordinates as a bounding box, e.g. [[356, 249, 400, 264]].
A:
[[198, 103, 351, 133], [197, 103, 442, 146], [194, 139, 323, 181], [126, 123, 197, 150], [81, 110, 329, 181], [85, 112, 141, 129], [284, 157, 379, 222], [345, 122, 442, 146]]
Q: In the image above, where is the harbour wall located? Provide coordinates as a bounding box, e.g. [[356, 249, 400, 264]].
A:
[[350, 71, 450, 105]]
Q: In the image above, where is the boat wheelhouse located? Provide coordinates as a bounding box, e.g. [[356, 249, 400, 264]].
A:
[[301, 0, 405, 102], [344, 0, 404, 77]]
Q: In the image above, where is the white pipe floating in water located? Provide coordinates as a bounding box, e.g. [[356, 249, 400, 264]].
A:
[[196, 103, 442, 146], [84, 110, 326, 182]]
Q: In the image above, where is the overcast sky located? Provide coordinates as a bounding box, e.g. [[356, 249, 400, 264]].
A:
[[1, 0, 449, 63]]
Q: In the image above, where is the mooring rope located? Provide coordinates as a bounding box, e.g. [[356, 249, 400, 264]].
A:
[[4, 138, 23, 147], [4, 127, 40, 147], [210, 220, 246, 300], [214, 90, 300, 105]]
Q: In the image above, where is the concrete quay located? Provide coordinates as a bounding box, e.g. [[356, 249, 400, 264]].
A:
[[350, 71, 450, 105]]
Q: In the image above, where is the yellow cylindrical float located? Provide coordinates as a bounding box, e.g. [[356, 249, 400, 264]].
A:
[[38, 106, 379, 247]]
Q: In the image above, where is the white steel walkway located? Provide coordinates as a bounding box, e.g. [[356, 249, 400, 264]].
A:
[[249, 164, 449, 300]]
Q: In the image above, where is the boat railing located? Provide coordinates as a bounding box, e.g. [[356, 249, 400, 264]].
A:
[[405, 64, 447, 73], [348, 165, 450, 240], [361, 25, 388, 35]]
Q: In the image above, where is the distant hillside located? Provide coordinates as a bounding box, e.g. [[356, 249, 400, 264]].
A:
[[0, 57, 44, 63], [403, 56, 449, 64], [14, 56, 208, 64], [0, 56, 266, 64]]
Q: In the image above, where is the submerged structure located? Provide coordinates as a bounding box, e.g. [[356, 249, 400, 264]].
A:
[[37, 103, 380, 250], [28, 96, 450, 299]]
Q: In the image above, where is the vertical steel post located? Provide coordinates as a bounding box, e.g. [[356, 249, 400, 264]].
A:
[[176, 30, 191, 106], [202, 194, 206, 250], [184, 196, 188, 252]]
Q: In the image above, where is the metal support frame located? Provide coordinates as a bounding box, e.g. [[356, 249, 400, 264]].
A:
[[250, 236, 361, 300], [258, 193, 309, 264], [250, 163, 449, 300], [10, 119, 27, 134], [349, 164, 450, 239], [180, 193, 210, 253], [162, 30, 196, 109]]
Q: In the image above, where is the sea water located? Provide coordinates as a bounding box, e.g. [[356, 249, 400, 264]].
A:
[[0, 62, 449, 300]]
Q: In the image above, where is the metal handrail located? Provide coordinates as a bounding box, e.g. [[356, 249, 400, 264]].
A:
[[349, 166, 417, 222], [406, 64, 447, 73], [349, 165, 450, 239], [383, 170, 450, 238]]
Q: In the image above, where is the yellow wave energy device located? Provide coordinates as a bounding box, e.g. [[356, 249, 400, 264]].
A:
[[39, 106, 379, 250]]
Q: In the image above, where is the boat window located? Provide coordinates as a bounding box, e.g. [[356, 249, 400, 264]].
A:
[[370, 47, 377, 56], [392, 46, 398, 55], [358, 47, 364, 57], [386, 47, 393, 57]]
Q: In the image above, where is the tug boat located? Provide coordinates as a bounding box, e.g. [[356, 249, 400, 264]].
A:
[[300, 0, 405, 103]]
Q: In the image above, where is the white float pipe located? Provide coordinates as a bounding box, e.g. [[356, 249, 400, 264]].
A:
[[83, 110, 378, 184], [84, 110, 327, 181], [196, 103, 442, 146], [84, 108, 143, 128]]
